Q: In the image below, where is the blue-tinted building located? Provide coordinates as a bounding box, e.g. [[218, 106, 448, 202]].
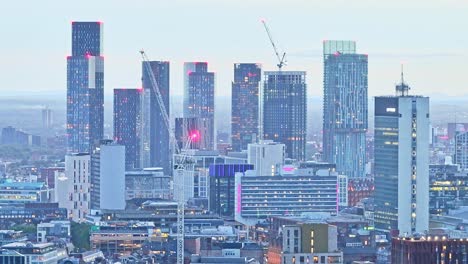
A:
[[263, 71, 307, 161], [323, 40, 368, 178], [114, 88, 142, 170], [67, 22, 104, 153], [141, 61, 170, 173], [183, 62, 215, 150], [231, 63, 261, 151], [209, 164, 254, 217]]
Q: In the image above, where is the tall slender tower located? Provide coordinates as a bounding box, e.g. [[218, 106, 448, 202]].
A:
[[67, 22, 104, 153], [323, 40, 368, 178], [231, 63, 261, 151], [374, 72, 430, 235], [183, 62, 215, 150], [263, 71, 307, 161], [114, 88, 142, 170], [141, 61, 170, 173]]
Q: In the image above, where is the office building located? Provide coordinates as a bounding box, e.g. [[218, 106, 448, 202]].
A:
[[125, 168, 171, 201], [248, 140, 285, 176], [447, 122, 468, 141], [234, 170, 340, 226], [183, 62, 215, 150], [55, 153, 90, 222], [209, 164, 254, 217], [141, 61, 170, 173], [268, 217, 342, 264], [1, 242, 68, 264], [374, 76, 430, 235], [175, 117, 213, 151], [0, 203, 67, 224], [0, 182, 50, 204], [429, 166, 468, 215], [231, 63, 261, 151], [66, 22, 104, 153], [455, 131, 468, 170], [91, 140, 125, 210], [173, 150, 247, 202], [323, 40, 368, 178], [1, 127, 40, 147], [114, 88, 141, 170], [37, 221, 71, 243], [392, 234, 468, 264], [263, 71, 306, 161]]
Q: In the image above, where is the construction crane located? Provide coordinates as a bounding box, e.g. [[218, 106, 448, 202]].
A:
[[261, 19, 287, 70], [140, 50, 197, 264]]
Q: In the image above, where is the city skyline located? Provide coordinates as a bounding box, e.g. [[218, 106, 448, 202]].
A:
[[1, 0, 467, 100]]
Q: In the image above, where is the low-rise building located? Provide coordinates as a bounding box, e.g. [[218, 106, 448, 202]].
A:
[[0, 231, 27, 246], [37, 221, 71, 242], [1, 242, 68, 264], [0, 182, 50, 204]]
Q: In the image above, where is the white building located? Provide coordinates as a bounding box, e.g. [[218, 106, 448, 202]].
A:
[[248, 140, 285, 176], [55, 153, 90, 222], [374, 80, 430, 235], [1, 242, 68, 264], [91, 140, 126, 210]]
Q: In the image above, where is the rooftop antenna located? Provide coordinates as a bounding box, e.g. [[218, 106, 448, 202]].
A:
[[396, 63, 410, 96]]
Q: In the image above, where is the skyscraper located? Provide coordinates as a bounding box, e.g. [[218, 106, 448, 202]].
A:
[[231, 63, 261, 151], [374, 76, 429, 235], [263, 71, 306, 161], [114, 88, 142, 170], [455, 131, 468, 170], [174, 117, 213, 150], [322, 40, 368, 178], [42, 107, 52, 130], [141, 61, 170, 173], [183, 62, 215, 150], [67, 22, 104, 153]]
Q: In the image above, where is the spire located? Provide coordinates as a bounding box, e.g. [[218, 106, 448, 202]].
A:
[[396, 64, 410, 96]]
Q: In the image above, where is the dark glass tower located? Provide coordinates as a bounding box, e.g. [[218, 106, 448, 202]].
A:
[[114, 88, 142, 170], [323, 40, 368, 178], [183, 62, 215, 150], [263, 71, 307, 161], [231, 63, 261, 151], [141, 61, 170, 173], [67, 22, 104, 153]]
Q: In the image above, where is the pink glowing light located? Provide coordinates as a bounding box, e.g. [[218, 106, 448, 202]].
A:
[[189, 130, 201, 142]]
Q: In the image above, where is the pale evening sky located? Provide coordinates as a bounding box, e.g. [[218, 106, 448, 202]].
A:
[[0, 0, 467, 99]]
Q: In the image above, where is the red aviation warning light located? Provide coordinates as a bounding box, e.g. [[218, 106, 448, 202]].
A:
[[189, 130, 201, 142]]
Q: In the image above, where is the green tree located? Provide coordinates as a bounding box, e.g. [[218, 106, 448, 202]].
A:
[[70, 222, 91, 251]]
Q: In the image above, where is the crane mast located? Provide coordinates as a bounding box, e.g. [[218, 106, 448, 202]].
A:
[[140, 50, 192, 264], [261, 19, 286, 70]]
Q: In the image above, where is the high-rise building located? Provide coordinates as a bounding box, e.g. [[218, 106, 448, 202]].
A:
[[183, 62, 215, 150], [114, 88, 142, 170], [374, 76, 430, 235], [454, 131, 468, 170], [56, 153, 90, 222], [67, 22, 104, 153], [91, 140, 125, 210], [42, 107, 53, 130], [174, 117, 213, 150], [247, 140, 285, 176], [263, 71, 306, 161], [141, 61, 170, 173], [323, 40, 368, 178], [231, 63, 261, 151]]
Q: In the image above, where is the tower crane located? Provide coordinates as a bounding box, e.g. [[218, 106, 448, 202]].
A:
[[261, 19, 287, 70], [140, 50, 197, 264]]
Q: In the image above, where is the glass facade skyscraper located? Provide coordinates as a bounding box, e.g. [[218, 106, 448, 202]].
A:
[[183, 62, 215, 150], [67, 22, 104, 153], [141, 61, 170, 173], [114, 88, 142, 170], [263, 71, 307, 161], [323, 40, 368, 178], [231, 63, 261, 151], [374, 91, 429, 235]]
